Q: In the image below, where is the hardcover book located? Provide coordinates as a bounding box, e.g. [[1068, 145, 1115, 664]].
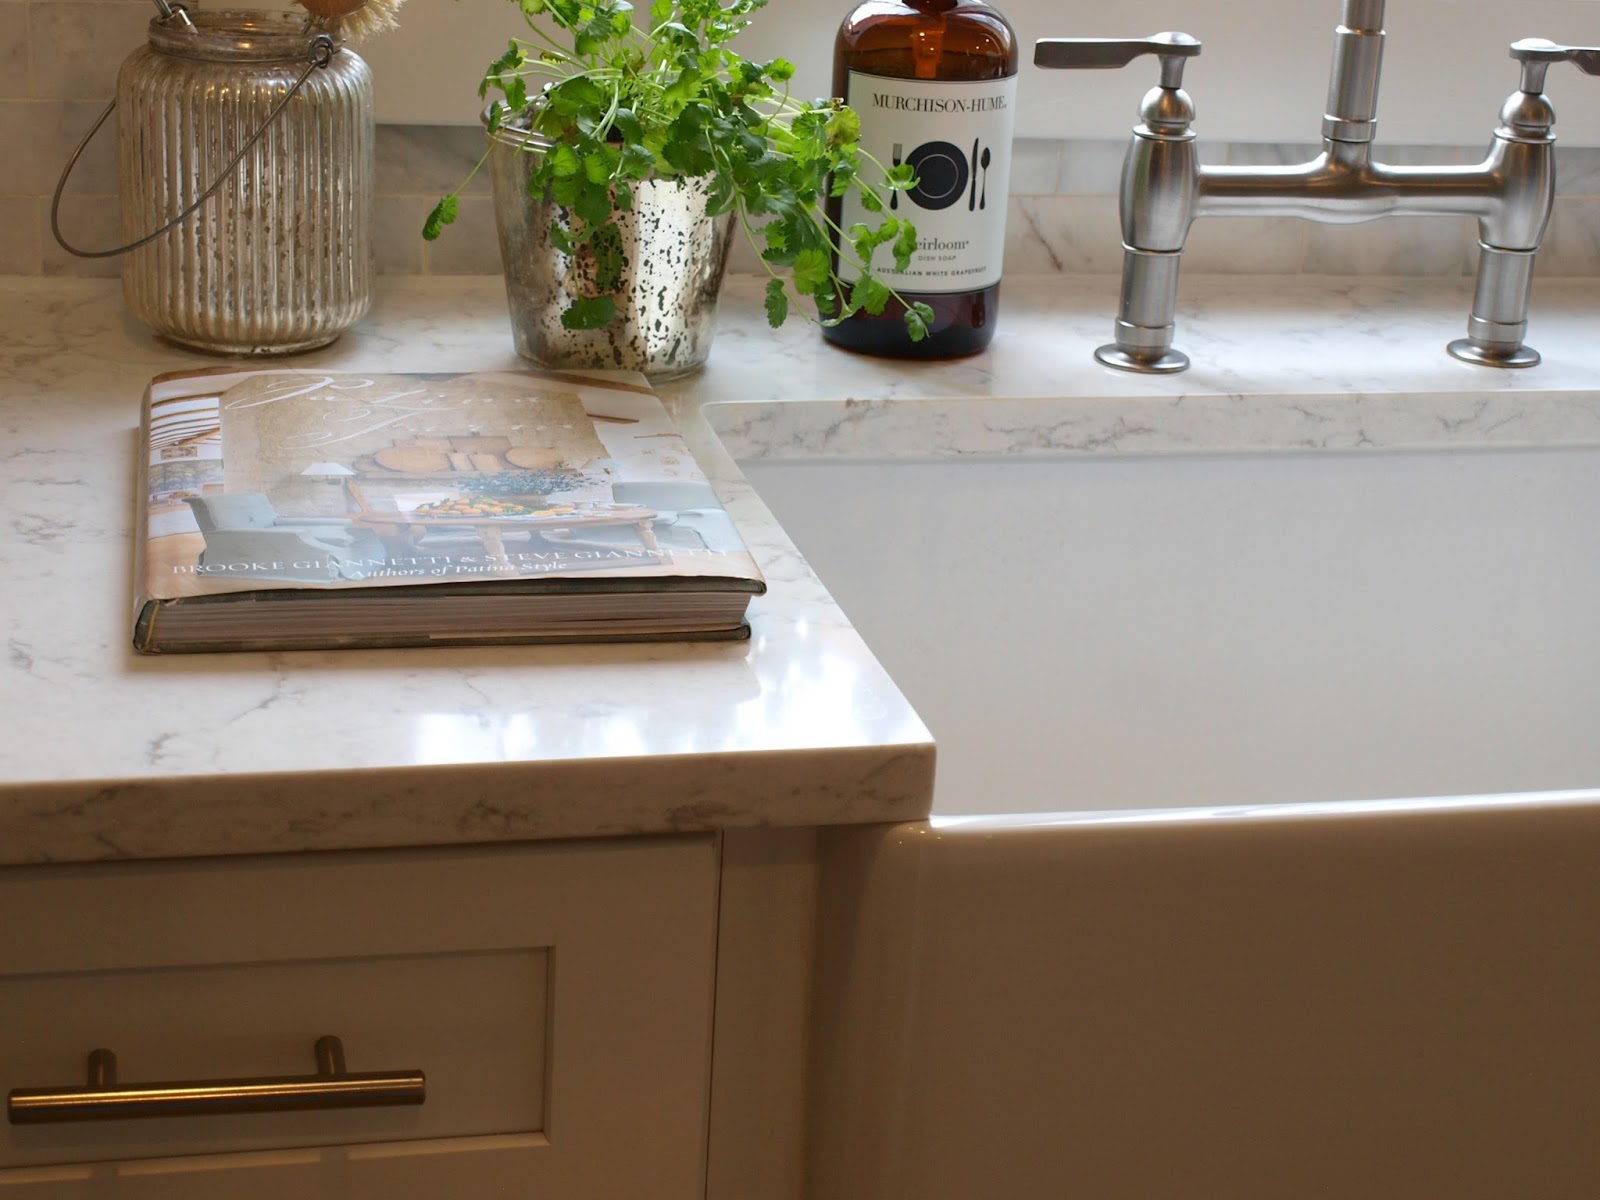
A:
[[133, 367, 766, 653]]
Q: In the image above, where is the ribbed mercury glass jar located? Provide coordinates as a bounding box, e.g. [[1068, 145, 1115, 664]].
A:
[[116, 10, 374, 354]]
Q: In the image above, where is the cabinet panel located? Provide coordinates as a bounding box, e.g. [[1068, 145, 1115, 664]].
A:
[[0, 836, 717, 1198]]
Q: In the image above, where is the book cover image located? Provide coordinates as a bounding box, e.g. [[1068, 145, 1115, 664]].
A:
[[140, 368, 763, 604]]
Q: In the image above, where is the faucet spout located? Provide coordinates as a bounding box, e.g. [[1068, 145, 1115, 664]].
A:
[[1324, 0, 1387, 145]]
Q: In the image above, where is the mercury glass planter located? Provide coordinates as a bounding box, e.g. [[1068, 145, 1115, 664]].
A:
[[116, 10, 375, 355], [487, 121, 735, 382]]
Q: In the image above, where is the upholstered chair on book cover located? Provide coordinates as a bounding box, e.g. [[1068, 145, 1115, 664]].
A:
[[185, 493, 387, 584]]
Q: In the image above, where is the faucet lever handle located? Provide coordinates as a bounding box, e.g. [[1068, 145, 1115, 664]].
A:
[[1034, 32, 1201, 88], [1509, 39, 1600, 92]]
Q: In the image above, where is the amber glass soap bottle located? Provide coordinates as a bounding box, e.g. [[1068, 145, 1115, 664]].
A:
[[825, 0, 1019, 359]]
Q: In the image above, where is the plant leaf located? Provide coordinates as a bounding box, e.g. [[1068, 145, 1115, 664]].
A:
[[904, 301, 934, 342], [851, 275, 892, 316], [613, 107, 643, 143], [583, 149, 616, 185], [590, 224, 626, 293], [422, 195, 457, 241], [574, 181, 613, 226], [791, 247, 830, 294], [619, 141, 656, 180], [561, 295, 617, 329], [825, 106, 861, 150], [550, 172, 585, 206], [481, 41, 528, 100], [893, 221, 918, 271], [705, 170, 735, 216], [549, 142, 582, 178], [764, 277, 788, 328]]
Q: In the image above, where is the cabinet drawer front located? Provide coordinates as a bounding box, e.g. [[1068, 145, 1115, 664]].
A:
[[0, 836, 717, 1198]]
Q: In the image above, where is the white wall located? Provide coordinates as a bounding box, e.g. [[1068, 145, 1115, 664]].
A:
[[354, 0, 1600, 146]]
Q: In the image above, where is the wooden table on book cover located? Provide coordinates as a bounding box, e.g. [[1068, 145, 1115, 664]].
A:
[[353, 505, 663, 568]]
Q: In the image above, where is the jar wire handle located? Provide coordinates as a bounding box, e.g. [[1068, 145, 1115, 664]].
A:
[[150, 0, 196, 31], [50, 31, 338, 259]]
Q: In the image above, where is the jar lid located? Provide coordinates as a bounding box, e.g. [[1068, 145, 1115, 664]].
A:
[[149, 9, 337, 62]]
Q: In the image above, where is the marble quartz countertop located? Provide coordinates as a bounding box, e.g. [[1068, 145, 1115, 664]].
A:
[[3, 271, 1597, 865]]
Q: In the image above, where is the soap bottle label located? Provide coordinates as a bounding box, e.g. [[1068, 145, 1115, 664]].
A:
[[838, 70, 1017, 294]]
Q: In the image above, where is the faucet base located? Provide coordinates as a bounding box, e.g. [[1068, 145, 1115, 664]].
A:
[[1095, 344, 1191, 374], [1446, 338, 1542, 368]]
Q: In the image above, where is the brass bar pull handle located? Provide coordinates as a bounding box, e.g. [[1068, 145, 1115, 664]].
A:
[[7, 1036, 426, 1124]]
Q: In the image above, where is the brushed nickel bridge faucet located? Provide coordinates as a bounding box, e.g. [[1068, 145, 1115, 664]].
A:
[[1036, 1, 1600, 373]]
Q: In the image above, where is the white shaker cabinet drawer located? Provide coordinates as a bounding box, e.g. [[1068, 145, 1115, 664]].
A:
[[0, 836, 718, 1198]]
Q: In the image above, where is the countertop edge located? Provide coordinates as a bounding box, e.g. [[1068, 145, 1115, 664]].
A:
[[0, 740, 937, 866]]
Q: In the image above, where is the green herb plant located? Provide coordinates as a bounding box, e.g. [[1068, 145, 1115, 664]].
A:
[[424, 0, 934, 341]]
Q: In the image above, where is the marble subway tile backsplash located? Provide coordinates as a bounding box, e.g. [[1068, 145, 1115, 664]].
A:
[[2, 0, 1598, 279], [11, 119, 1600, 280]]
